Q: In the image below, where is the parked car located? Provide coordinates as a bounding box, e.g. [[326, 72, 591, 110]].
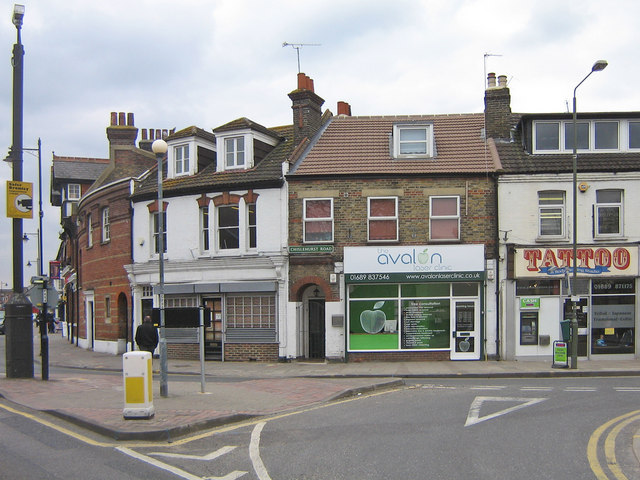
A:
[[0, 310, 5, 334]]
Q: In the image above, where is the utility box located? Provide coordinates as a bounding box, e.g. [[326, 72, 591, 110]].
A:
[[122, 351, 154, 419]]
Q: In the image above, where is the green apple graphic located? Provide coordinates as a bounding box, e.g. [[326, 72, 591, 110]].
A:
[[360, 301, 387, 334], [418, 248, 429, 264]]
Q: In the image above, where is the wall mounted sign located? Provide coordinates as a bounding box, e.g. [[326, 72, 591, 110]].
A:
[[289, 245, 334, 254]]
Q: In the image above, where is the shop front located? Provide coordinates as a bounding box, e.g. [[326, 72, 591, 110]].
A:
[[512, 245, 638, 359], [344, 245, 485, 361]]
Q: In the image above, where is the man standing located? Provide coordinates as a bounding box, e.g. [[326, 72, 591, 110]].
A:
[[135, 316, 159, 354]]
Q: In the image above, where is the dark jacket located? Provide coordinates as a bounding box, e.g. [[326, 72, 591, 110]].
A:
[[135, 321, 159, 353]]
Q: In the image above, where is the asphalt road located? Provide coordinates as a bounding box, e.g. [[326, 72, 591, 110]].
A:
[[3, 376, 638, 479]]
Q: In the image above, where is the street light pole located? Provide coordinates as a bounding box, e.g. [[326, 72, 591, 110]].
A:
[[4, 4, 33, 379], [570, 59, 608, 369], [152, 138, 168, 397]]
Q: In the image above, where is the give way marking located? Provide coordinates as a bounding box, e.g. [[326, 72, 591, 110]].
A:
[[465, 396, 547, 427]]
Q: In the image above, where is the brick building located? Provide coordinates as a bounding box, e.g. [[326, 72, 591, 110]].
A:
[[286, 99, 500, 361]]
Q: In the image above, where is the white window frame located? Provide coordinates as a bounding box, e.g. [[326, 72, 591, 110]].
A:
[[538, 191, 565, 239], [429, 196, 460, 241], [534, 119, 628, 153], [200, 205, 210, 252], [247, 202, 257, 249], [225, 136, 245, 169], [101, 207, 110, 242], [393, 124, 433, 158], [368, 197, 398, 242], [303, 198, 334, 244], [174, 144, 190, 175], [594, 189, 623, 238], [87, 213, 93, 248], [217, 205, 240, 250], [68, 183, 81, 201], [629, 121, 640, 150]]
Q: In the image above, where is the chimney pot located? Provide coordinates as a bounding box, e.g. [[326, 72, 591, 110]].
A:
[[141, 129, 148, 140], [487, 72, 497, 88], [118, 112, 125, 126], [337, 101, 352, 116], [127, 112, 134, 126], [155, 129, 161, 140], [110, 112, 117, 126], [297, 72, 306, 90], [498, 75, 507, 88]]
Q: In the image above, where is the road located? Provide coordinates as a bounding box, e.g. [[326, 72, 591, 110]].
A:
[[1, 376, 639, 479]]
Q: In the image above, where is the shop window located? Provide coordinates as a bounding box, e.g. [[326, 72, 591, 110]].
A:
[[429, 196, 460, 241], [368, 197, 398, 242], [594, 189, 623, 237], [303, 198, 333, 243], [226, 295, 276, 329], [453, 282, 479, 296], [401, 283, 449, 297], [538, 191, 565, 237]]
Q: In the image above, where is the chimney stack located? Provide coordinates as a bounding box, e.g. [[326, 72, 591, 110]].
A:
[[337, 101, 352, 116], [484, 73, 512, 140], [288, 73, 325, 146], [106, 111, 138, 157]]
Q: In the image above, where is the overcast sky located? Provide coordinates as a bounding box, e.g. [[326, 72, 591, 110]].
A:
[[1, 0, 639, 290]]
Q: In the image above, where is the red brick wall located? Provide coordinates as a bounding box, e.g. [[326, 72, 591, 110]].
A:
[[167, 344, 199, 360], [224, 343, 279, 362]]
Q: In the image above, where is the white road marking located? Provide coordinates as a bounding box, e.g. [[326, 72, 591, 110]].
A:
[[564, 387, 597, 392], [614, 387, 640, 392], [465, 396, 547, 427], [470, 385, 507, 390], [250, 422, 272, 480], [150, 446, 237, 461], [520, 387, 553, 391], [117, 446, 246, 480]]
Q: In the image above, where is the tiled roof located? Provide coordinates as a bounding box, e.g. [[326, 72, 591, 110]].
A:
[[213, 117, 283, 141], [131, 124, 294, 200], [52, 156, 109, 182], [289, 114, 499, 176], [167, 126, 216, 143]]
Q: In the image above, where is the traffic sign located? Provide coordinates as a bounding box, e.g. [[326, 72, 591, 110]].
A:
[[6, 180, 33, 219]]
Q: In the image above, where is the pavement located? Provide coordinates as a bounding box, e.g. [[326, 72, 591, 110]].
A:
[[1, 333, 640, 446]]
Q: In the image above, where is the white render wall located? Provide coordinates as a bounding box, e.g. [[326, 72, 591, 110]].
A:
[[498, 172, 640, 360]]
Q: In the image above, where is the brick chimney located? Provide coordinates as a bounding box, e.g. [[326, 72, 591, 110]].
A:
[[138, 127, 173, 152], [337, 101, 352, 116], [484, 73, 512, 140], [106, 112, 138, 157], [288, 73, 325, 146]]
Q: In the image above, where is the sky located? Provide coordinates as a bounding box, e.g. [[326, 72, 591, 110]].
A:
[[1, 0, 639, 290]]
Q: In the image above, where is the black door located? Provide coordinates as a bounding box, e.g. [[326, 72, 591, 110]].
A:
[[308, 299, 325, 359]]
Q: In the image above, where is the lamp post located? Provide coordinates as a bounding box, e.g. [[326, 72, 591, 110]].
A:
[[4, 4, 33, 379], [570, 59, 608, 369], [23, 230, 41, 275], [151, 138, 168, 397]]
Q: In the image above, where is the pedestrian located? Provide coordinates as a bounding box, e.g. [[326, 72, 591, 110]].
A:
[[135, 315, 159, 355]]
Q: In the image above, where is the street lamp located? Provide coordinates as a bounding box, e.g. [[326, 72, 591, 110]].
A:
[[23, 230, 41, 275], [4, 3, 33, 379], [151, 138, 168, 397], [570, 59, 608, 369]]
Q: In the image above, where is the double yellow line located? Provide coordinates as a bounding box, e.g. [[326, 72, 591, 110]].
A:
[[588, 410, 640, 480]]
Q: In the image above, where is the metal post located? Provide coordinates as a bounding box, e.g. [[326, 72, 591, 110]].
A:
[[152, 139, 168, 397], [199, 306, 206, 393], [5, 4, 33, 379]]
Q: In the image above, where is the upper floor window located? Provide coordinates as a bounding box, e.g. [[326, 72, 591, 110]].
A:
[[429, 196, 460, 241], [393, 124, 433, 158], [218, 205, 239, 249], [68, 183, 81, 201], [225, 136, 245, 168], [153, 211, 167, 254], [200, 206, 210, 252], [101, 207, 110, 242], [538, 191, 565, 238], [87, 213, 93, 247], [174, 145, 190, 175], [105, 296, 111, 319], [303, 198, 333, 243], [368, 197, 398, 242], [595, 189, 623, 237], [247, 203, 257, 249], [534, 120, 630, 153]]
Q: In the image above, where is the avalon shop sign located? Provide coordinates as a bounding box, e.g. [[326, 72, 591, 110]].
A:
[[514, 246, 638, 278]]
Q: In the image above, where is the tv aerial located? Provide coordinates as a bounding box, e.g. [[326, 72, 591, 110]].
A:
[[282, 42, 321, 73]]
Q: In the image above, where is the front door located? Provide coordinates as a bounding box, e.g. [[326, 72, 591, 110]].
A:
[[203, 298, 223, 360], [308, 299, 325, 359], [450, 299, 480, 360]]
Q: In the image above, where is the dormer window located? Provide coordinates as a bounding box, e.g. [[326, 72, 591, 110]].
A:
[[532, 119, 638, 153], [174, 145, 190, 175], [393, 124, 434, 158], [225, 136, 245, 168]]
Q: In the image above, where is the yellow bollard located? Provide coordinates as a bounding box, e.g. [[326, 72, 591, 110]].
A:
[[122, 351, 155, 419]]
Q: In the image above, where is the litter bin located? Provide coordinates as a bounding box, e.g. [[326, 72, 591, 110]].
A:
[[560, 320, 571, 342]]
